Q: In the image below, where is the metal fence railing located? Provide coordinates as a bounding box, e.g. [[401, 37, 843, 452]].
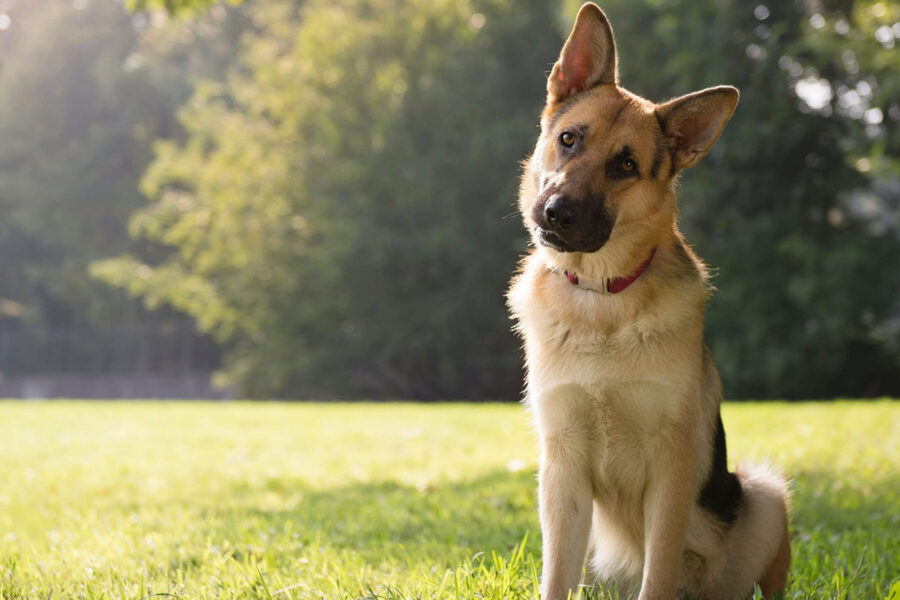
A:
[[0, 323, 225, 398], [0, 323, 219, 375]]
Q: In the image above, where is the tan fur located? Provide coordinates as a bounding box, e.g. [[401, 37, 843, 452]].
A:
[[507, 4, 790, 599], [758, 502, 792, 598]]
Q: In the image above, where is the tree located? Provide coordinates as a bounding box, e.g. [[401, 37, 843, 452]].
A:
[[95, 0, 563, 398], [0, 0, 154, 329], [0, 0, 247, 375]]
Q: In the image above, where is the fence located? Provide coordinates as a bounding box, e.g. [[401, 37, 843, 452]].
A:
[[0, 323, 226, 399]]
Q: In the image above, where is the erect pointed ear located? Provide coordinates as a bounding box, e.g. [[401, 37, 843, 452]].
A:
[[547, 3, 617, 104], [656, 86, 739, 171]]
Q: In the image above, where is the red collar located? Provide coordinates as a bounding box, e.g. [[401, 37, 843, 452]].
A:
[[562, 247, 657, 294]]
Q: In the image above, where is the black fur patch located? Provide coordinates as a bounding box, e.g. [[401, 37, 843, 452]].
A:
[[698, 413, 742, 525], [653, 112, 676, 179], [650, 133, 666, 179], [605, 145, 640, 180]]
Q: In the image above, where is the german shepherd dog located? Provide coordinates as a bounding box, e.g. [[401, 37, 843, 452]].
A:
[[507, 4, 791, 599]]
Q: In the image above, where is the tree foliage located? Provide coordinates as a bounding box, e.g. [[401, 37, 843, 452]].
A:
[[0, 0, 154, 329], [95, 0, 562, 398], [92, 0, 900, 399], [0, 0, 248, 372]]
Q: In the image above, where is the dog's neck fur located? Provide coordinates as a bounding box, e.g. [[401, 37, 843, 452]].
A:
[[509, 226, 709, 348], [553, 246, 657, 294]]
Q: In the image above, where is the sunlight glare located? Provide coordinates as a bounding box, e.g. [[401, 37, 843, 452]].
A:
[[795, 76, 833, 110]]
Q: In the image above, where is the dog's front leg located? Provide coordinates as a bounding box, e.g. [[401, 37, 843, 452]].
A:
[[539, 443, 592, 600], [638, 419, 698, 600], [535, 390, 594, 600]]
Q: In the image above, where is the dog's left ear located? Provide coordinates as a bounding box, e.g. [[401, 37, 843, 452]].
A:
[[547, 3, 618, 104], [656, 86, 739, 171]]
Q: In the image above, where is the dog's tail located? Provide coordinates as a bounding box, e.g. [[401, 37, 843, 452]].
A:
[[721, 462, 791, 598]]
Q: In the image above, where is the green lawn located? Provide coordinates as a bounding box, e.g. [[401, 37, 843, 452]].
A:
[[0, 401, 897, 600]]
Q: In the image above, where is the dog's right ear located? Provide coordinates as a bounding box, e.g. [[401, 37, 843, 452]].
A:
[[547, 3, 618, 105], [656, 86, 740, 171]]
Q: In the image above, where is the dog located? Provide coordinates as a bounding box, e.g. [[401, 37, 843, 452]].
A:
[[506, 4, 791, 599]]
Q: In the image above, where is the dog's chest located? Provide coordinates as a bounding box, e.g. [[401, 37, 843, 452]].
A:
[[526, 301, 682, 390], [590, 380, 676, 487], [537, 376, 678, 467], [523, 293, 692, 494]]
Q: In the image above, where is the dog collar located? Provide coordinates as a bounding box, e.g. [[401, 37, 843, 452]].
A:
[[559, 247, 657, 294]]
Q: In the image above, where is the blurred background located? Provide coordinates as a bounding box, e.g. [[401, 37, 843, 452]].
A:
[[0, 0, 897, 400]]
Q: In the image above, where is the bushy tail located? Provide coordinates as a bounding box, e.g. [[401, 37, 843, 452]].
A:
[[720, 463, 791, 599]]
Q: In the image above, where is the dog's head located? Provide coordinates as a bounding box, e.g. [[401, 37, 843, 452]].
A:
[[521, 3, 738, 274]]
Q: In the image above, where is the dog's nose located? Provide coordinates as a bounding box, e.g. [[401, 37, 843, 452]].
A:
[[544, 196, 575, 232]]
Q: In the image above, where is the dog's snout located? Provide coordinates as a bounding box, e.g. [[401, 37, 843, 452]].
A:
[[544, 195, 576, 232]]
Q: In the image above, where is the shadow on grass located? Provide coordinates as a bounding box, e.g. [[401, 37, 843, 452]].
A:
[[209, 469, 541, 567], [200, 464, 897, 573]]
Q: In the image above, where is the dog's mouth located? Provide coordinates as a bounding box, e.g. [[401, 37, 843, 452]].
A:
[[535, 227, 611, 254], [535, 228, 575, 252]]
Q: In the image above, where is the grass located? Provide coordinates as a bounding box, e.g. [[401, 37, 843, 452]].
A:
[[0, 400, 897, 600]]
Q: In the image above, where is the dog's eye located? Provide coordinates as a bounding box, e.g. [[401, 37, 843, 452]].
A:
[[559, 131, 576, 148], [621, 158, 636, 173]]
